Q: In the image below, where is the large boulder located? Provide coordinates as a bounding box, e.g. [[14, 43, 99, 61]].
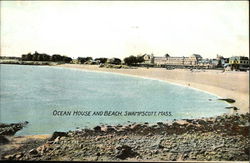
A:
[[115, 145, 139, 160], [49, 131, 68, 141], [0, 135, 9, 144]]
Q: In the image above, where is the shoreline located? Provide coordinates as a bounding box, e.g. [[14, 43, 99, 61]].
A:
[[0, 60, 60, 66], [56, 64, 249, 114], [2, 113, 249, 161]]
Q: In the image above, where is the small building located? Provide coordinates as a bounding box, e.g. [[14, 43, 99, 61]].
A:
[[71, 59, 80, 64], [142, 54, 154, 64], [187, 54, 202, 65], [198, 58, 212, 68], [228, 56, 249, 71]]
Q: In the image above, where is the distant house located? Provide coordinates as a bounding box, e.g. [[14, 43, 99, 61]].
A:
[[142, 54, 154, 64], [199, 55, 229, 69], [188, 54, 202, 65], [221, 58, 229, 66], [213, 55, 229, 68], [198, 58, 212, 68], [228, 56, 249, 71], [71, 59, 79, 64], [211, 59, 219, 68]]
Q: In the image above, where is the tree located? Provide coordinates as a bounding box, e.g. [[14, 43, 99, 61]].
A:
[[94, 58, 108, 64], [62, 56, 72, 63], [165, 54, 170, 58], [21, 54, 28, 61], [136, 56, 144, 63], [107, 58, 122, 65], [52, 54, 63, 62], [20, 52, 71, 63], [77, 57, 92, 64], [112, 58, 121, 65], [27, 53, 32, 60], [124, 55, 137, 66]]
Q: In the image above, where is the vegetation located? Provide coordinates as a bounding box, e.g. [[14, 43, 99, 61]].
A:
[[94, 58, 108, 64], [21, 51, 72, 63], [99, 64, 130, 69], [107, 58, 122, 65], [165, 53, 170, 58], [77, 57, 93, 64], [123, 55, 144, 66]]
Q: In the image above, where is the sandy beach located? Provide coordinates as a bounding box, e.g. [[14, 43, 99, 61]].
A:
[[57, 64, 249, 114]]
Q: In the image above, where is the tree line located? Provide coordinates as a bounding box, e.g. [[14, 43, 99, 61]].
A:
[[76, 55, 145, 66], [77, 57, 122, 65], [21, 51, 146, 66], [21, 51, 72, 63]]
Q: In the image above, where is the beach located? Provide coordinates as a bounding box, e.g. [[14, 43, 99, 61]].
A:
[[57, 64, 249, 114]]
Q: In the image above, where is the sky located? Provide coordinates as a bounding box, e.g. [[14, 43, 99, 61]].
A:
[[1, 1, 249, 59]]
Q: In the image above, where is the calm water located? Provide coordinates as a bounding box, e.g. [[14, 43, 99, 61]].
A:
[[0, 64, 229, 135]]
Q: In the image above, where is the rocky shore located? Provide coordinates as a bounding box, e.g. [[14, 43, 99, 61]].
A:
[[0, 121, 28, 137], [1, 113, 249, 161]]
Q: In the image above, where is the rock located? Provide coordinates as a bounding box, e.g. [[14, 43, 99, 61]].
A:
[[157, 122, 163, 126], [176, 120, 189, 126], [0, 135, 9, 144], [197, 119, 207, 126], [158, 144, 164, 149], [101, 126, 117, 133], [131, 124, 144, 131], [147, 133, 153, 137], [37, 144, 52, 155], [0, 121, 28, 136], [107, 127, 116, 133], [29, 149, 38, 155], [15, 153, 23, 159], [172, 122, 180, 127], [93, 126, 102, 132], [218, 98, 236, 103], [186, 119, 194, 123], [226, 106, 239, 111], [3, 154, 15, 160], [49, 131, 68, 141], [115, 145, 139, 160], [79, 144, 84, 148], [53, 136, 60, 144]]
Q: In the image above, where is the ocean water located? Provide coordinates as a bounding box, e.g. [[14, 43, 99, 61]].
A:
[[0, 64, 230, 135]]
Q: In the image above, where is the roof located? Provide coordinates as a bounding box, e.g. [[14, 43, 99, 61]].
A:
[[191, 54, 202, 58]]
